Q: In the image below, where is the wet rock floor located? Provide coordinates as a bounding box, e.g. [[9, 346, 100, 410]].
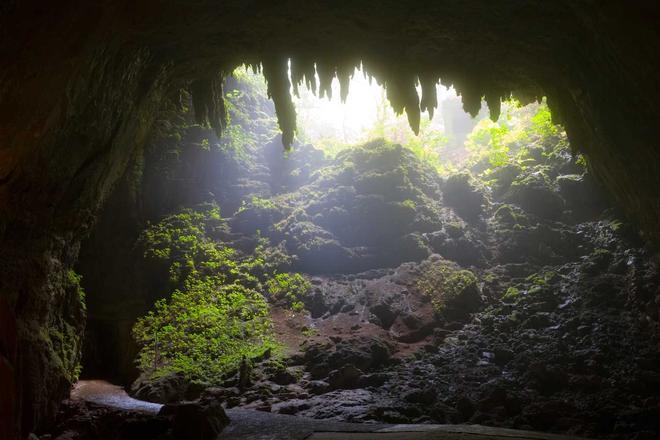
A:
[[66, 380, 589, 440]]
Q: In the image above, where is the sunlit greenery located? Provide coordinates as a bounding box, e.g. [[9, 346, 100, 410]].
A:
[[265, 272, 311, 312], [220, 68, 279, 155], [465, 100, 563, 169], [133, 279, 275, 383], [133, 203, 303, 384], [224, 67, 572, 182]]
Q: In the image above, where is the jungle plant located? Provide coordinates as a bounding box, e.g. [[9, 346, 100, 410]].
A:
[[133, 203, 298, 384], [465, 100, 565, 171], [502, 286, 521, 301], [133, 279, 278, 383], [265, 272, 311, 311]]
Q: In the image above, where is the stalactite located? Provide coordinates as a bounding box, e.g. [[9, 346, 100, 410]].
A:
[[457, 83, 482, 118], [385, 73, 421, 135], [290, 58, 316, 97], [316, 61, 335, 99], [337, 63, 356, 103], [190, 74, 227, 137], [252, 59, 530, 149], [485, 91, 501, 122], [511, 89, 541, 106], [262, 58, 297, 149], [419, 74, 438, 120]]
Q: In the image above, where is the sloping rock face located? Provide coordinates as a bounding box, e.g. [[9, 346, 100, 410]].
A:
[[1, 2, 659, 438], [230, 141, 445, 273]]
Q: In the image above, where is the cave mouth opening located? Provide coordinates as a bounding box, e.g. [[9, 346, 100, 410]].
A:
[[3, 4, 660, 438], [67, 64, 660, 439]]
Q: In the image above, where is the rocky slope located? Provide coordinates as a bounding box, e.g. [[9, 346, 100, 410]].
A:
[[77, 131, 660, 440]]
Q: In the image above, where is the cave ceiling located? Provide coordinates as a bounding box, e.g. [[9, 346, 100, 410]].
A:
[[1, 1, 658, 245]]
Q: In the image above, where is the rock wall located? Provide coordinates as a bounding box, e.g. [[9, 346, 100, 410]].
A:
[[1, 1, 659, 438]]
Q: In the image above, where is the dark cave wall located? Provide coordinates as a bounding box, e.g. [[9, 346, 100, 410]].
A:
[[0, 1, 659, 438], [545, 3, 660, 246], [0, 7, 175, 436]]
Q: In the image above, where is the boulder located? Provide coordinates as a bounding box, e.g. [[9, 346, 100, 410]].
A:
[[505, 171, 564, 220], [328, 364, 363, 389], [556, 173, 608, 220], [442, 173, 486, 221], [131, 373, 193, 404], [159, 399, 229, 440]]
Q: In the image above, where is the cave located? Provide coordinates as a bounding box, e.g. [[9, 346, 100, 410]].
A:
[[1, 2, 659, 440]]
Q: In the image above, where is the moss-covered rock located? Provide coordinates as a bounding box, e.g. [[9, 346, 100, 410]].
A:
[[556, 173, 608, 221], [505, 170, 564, 220], [493, 204, 528, 229], [487, 164, 522, 198], [245, 140, 446, 273], [442, 172, 487, 221], [415, 257, 482, 321]]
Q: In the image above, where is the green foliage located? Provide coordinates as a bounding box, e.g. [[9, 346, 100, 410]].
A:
[[45, 269, 86, 385], [301, 326, 319, 337], [465, 100, 565, 172], [250, 196, 277, 211], [220, 68, 279, 155], [401, 199, 417, 211], [133, 279, 277, 383], [575, 154, 588, 169], [502, 286, 520, 301], [236, 196, 281, 216], [529, 104, 559, 140], [399, 119, 451, 174], [466, 120, 510, 167], [525, 271, 559, 287], [134, 203, 303, 384], [139, 203, 223, 285], [66, 269, 86, 310], [265, 272, 311, 312], [494, 204, 527, 228]]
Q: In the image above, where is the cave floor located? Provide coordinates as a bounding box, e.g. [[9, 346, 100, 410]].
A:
[[70, 380, 590, 440], [225, 408, 590, 440]]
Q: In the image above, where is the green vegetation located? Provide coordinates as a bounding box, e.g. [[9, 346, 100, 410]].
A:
[[369, 107, 451, 173], [223, 69, 572, 186], [45, 269, 87, 385], [238, 196, 278, 213], [494, 204, 528, 228], [217, 67, 279, 156], [465, 100, 562, 169], [526, 270, 559, 287], [139, 203, 224, 285], [416, 260, 481, 317], [133, 203, 304, 384], [502, 286, 520, 301], [133, 280, 276, 383], [301, 326, 319, 337], [265, 272, 311, 312], [66, 269, 86, 311]]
